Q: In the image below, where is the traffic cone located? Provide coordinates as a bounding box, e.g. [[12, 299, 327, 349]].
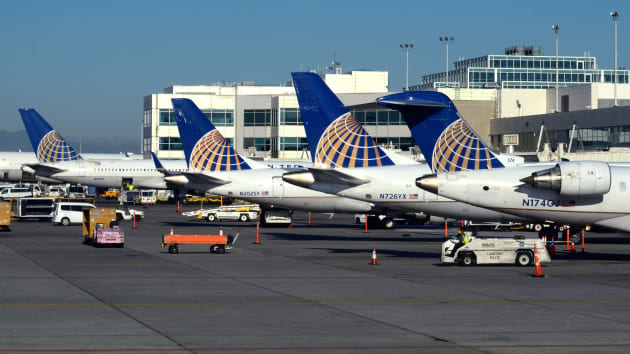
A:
[[219, 226, 223, 236], [571, 241, 576, 254], [533, 245, 543, 277], [370, 248, 378, 265], [550, 236, 556, 257]]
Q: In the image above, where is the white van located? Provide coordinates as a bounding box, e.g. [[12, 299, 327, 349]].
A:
[[53, 201, 96, 226], [1, 187, 33, 200]]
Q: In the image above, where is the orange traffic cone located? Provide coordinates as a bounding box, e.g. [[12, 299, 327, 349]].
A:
[[533, 245, 544, 277], [571, 241, 576, 254], [550, 236, 556, 257], [370, 248, 378, 265]]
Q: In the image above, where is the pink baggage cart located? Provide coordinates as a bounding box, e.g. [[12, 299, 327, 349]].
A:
[[94, 227, 124, 247]]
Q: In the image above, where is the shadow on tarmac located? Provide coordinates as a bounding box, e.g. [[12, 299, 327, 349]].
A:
[[310, 247, 438, 259], [267, 232, 445, 243]]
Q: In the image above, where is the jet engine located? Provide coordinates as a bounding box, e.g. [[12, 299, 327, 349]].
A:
[[520, 161, 611, 198]]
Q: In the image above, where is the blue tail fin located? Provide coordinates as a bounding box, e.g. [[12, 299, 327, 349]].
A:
[[171, 98, 251, 171], [377, 91, 503, 172], [291, 72, 394, 168], [19, 108, 81, 162]]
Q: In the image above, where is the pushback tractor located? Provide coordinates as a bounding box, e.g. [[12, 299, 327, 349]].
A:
[[441, 235, 551, 266]]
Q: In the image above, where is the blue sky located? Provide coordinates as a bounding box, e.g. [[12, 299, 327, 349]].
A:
[[0, 0, 627, 146]]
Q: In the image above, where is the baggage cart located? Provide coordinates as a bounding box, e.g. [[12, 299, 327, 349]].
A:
[[94, 226, 124, 247], [82, 208, 116, 244], [161, 230, 239, 254]]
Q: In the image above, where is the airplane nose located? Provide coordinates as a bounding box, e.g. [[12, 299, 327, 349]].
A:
[[416, 174, 438, 194]]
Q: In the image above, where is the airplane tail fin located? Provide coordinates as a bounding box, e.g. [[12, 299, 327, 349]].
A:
[[377, 91, 503, 172], [291, 72, 395, 168], [19, 108, 81, 162], [171, 98, 252, 171]]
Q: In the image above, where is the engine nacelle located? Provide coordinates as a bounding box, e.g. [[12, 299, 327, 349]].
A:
[[521, 161, 611, 198]]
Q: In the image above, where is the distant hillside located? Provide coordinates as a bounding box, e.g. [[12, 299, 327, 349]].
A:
[[0, 130, 140, 154]]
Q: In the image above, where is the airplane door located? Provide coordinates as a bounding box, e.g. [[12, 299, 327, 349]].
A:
[[272, 176, 284, 197]]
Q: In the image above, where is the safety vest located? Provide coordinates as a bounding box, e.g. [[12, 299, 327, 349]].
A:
[[462, 234, 471, 244]]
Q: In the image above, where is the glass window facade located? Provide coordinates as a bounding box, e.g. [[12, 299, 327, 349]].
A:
[[243, 137, 271, 151], [159, 109, 234, 126], [159, 137, 183, 151], [280, 137, 308, 151], [351, 109, 404, 125], [244, 109, 271, 126], [412, 52, 630, 90], [494, 125, 630, 152], [279, 108, 302, 125]]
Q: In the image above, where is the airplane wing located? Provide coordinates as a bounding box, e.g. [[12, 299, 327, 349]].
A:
[[23, 163, 66, 177]]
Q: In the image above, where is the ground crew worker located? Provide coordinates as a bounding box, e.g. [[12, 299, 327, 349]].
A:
[[449, 227, 469, 256]]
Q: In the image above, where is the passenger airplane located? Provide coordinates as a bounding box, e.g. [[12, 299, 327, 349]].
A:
[[20, 107, 309, 189], [372, 91, 630, 234], [0, 109, 141, 182], [282, 72, 528, 224], [165, 98, 376, 223]]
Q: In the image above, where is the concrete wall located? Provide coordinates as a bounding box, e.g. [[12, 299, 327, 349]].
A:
[[453, 100, 496, 144]]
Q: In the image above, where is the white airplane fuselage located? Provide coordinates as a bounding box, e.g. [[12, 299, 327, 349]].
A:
[[183, 168, 375, 214], [428, 164, 630, 232], [286, 164, 529, 222], [42, 159, 187, 188]]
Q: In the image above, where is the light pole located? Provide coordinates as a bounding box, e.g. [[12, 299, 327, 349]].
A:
[[611, 11, 619, 107], [552, 25, 560, 112], [440, 37, 454, 87], [400, 43, 414, 91]]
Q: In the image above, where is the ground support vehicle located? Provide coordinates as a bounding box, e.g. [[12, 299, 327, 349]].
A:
[[119, 190, 140, 205], [140, 190, 157, 205], [82, 208, 116, 244], [93, 226, 124, 247], [100, 188, 120, 199], [441, 235, 551, 266], [53, 201, 97, 226], [260, 209, 292, 227], [161, 232, 239, 254], [16, 197, 56, 221], [115, 208, 144, 222], [0, 202, 10, 231], [184, 204, 259, 223]]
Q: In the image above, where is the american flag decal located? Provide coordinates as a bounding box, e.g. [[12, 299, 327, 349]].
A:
[[409, 193, 418, 200], [261, 191, 269, 196]]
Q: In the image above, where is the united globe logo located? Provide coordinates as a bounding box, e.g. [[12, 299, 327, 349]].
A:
[[189, 130, 250, 171], [36, 130, 80, 162], [315, 113, 393, 168], [432, 119, 503, 172]]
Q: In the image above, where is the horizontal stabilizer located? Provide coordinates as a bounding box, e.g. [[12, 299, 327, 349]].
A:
[[283, 168, 369, 189], [309, 168, 370, 186]]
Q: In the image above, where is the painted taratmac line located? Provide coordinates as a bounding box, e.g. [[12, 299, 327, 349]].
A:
[[432, 119, 502, 172], [189, 130, 250, 172], [37, 130, 80, 162], [315, 113, 393, 168]]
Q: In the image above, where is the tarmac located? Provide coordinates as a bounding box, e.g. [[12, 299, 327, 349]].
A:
[[2, 202, 630, 353]]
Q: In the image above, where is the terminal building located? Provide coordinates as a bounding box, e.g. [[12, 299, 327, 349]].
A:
[[412, 45, 630, 155], [143, 46, 630, 161], [143, 71, 416, 160]]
